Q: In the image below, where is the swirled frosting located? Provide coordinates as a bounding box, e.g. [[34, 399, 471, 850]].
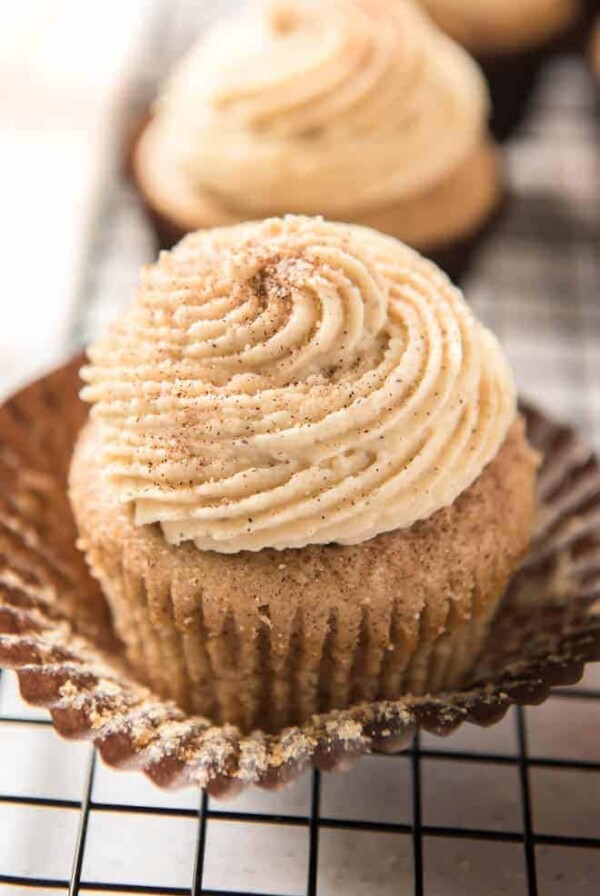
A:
[[141, 0, 489, 218], [419, 0, 581, 54], [81, 216, 516, 553]]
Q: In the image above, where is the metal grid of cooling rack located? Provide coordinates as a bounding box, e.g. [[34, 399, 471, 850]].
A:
[[1, 672, 600, 895], [1, 2, 600, 894]]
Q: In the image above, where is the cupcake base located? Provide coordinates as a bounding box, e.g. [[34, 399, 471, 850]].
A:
[[69, 418, 537, 734], [1, 360, 600, 791]]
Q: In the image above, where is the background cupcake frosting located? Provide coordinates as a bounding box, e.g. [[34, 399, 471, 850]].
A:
[[82, 216, 516, 553], [139, 0, 490, 223]]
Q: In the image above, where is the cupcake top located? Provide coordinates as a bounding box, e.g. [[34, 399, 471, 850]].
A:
[[140, 0, 489, 220], [419, 0, 581, 55], [82, 216, 516, 553]]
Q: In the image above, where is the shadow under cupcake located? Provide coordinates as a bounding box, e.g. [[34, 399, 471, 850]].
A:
[[419, 0, 598, 141], [130, 0, 505, 284]]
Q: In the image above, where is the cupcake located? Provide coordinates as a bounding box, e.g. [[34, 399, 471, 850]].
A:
[[419, 0, 591, 140], [69, 216, 538, 734], [131, 0, 503, 283]]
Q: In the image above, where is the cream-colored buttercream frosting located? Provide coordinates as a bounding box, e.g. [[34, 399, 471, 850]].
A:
[[81, 216, 516, 553], [139, 0, 489, 219], [419, 0, 581, 54]]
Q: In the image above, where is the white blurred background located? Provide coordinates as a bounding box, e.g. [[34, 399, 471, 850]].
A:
[[0, 0, 148, 396]]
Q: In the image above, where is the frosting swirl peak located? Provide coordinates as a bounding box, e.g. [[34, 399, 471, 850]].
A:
[[143, 0, 489, 218], [81, 217, 516, 552]]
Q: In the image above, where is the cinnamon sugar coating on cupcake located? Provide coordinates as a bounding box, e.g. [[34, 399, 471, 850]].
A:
[[71, 416, 536, 731]]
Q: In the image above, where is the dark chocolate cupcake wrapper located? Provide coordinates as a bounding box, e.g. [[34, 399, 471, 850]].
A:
[[481, 49, 550, 143], [585, 1, 600, 23], [427, 193, 508, 284], [481, 4, 597, 142], [588, 16, 600, 119], [1, 360, 599, 794]]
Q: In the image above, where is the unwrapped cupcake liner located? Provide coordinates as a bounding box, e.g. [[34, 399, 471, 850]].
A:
[[1, 359, 599, 794]]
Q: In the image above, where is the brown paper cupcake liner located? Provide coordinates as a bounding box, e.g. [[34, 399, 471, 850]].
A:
[[1, 359, 599, 794]]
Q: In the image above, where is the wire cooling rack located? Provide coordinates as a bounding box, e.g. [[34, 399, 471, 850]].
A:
[[2, 2, 600, 894]]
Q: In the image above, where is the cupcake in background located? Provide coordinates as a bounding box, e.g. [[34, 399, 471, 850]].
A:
[[132, 0, 503, 282], [419, 0, 591, 140]]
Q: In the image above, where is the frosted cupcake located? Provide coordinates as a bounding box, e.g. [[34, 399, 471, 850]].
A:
[[419, 0, 591, 140], [132, 0, 502, 282], [70, 216, 537, 734]]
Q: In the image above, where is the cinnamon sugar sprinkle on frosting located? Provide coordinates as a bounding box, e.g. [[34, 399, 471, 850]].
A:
[[81, 215, 516, 552]]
